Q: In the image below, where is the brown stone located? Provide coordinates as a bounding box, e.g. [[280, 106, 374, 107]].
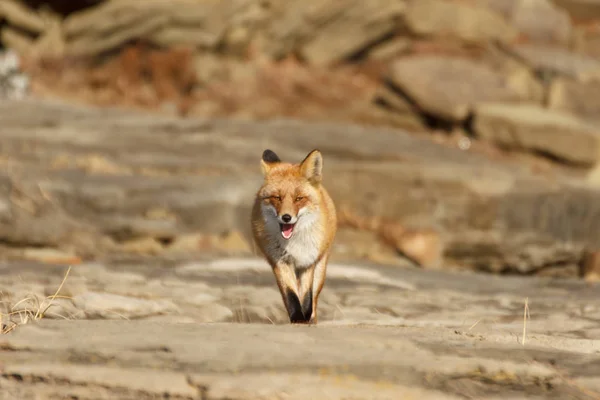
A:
[[483, 0, 572, 45], [389, 56, 526, 121], [507, 44, 600, 81], [20, 248, 82, 266], [581, 249, 600, 282], [473, 102, 600, 165], [551, 0, 600, 21], [548, 78, 600, 120], [403, 0, 518, 44], [379, 223, 444, 269], [266, 0, 406, 65], [119, 237, 164, 255]]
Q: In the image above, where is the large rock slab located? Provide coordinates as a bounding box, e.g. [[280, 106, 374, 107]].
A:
[[551, 0, 600, 21], [403, 0, 518, 44], [506, 44, 600, 81], [483, 0, 572, 45], [2, 256, 600, 399], [388, 55, 529, 122], [473, 102, 600, 165], [264, 0, 406, 64], [0, 99, 598, 274], [548, 78, 600, 121]]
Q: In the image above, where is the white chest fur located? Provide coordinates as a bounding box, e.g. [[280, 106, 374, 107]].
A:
[[261, 204, 323, 268]]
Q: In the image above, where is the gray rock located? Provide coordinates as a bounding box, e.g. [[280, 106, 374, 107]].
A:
[[0, 99, 599, 273], [473, 102, 600, 165], [265, 0, 406, 65], [389, 56, 527, 121], [196, 303, 233, 322], [483, 0, 572, 45], [404, 0, 518, 44], [72, 291, 179, 320], [0, 49, 29, 101], [507, 43, 600, 81], [551, 0, 600, 21], [548, 78, 600, 121]]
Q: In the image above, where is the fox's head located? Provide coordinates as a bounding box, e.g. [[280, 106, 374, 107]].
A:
[[257, 149, 324, 240]]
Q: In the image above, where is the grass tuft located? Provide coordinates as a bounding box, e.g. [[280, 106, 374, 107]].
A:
[[1, 266, 72, 334]]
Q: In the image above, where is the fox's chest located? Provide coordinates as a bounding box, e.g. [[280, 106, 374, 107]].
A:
[[264, 223, 323, 268], [281, 229, 322, 267]]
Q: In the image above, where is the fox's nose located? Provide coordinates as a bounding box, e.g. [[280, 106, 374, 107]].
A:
[[281, 214, 292, 223]]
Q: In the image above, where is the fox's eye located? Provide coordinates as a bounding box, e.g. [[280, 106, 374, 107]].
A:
[[272, 195, 281, 201], [295, 196, 304, 202]]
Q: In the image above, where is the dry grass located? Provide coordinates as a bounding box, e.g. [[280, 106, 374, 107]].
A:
[[0, 266, 72, 334], [521, 297, 530, 346]]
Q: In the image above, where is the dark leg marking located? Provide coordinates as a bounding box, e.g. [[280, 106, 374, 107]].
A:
[[285, 290, 309, 323], [301, 287, 313, 322]]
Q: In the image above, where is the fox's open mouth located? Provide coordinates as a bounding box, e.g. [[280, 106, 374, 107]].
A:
[[280, 223, 295, 240]]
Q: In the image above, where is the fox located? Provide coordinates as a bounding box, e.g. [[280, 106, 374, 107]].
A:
[[251, 148, 337, 324]]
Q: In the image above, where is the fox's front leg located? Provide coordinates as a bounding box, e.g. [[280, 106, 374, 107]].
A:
[[296, 266, 316, 324], [272, 262, 311, 323], [310, 254, 330, 324]]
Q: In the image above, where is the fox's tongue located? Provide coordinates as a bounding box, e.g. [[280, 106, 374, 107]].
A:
[[281, 223, 294, 239]]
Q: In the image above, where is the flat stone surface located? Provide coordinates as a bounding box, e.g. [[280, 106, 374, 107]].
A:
[[1, 256, 600, 399]]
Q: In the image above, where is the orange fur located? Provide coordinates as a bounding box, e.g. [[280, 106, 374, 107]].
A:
[[251, 149, 337, 324]]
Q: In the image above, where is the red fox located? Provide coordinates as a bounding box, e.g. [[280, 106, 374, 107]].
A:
[[251, 149, 337, 324]]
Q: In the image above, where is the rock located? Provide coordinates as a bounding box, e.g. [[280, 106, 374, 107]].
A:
[[118, 237, 164, 255], [265, 0, 406, 65], [20, 248, 82, 265], [196, 303, 233, 322], [334, 228, 404, 266], [166, 233, 206, 253], [483, 0, 572, 45], [4, 363, 198, 398], [587, 163, 600, 187], [0, 0, 46, 34], [72, 292, 178, 319], [506, 44, 600, 81], [1, 256, 600, 398], [0, 49, 29, 100], [165, 230, 251, 254], [548, 78, 600, 121], [382, 225, 445, 269], [39, 298, 80, 320], [185, 293, 219, 306], [1, 99, 600, 274], [389, 56, 526, 122], [373, 85, 416, 114], [102, 216, 180, 242], [473, 102, 600, 165], [3, 311, 600, 399], [581, 250, 600, 282], [299, 0, 406, 65], [368, 37, 411, 61], [551, 0, 600, 21], [217, 230, 252, 254], [30, 18, 66, 59], [0, 26, 34, 56], [403, 0, 518, 44]]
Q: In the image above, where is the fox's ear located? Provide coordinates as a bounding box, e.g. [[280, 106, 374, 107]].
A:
[[300, 149, 323, 184], [260, 149, 281, 175]]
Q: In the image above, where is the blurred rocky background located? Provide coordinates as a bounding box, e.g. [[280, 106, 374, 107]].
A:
[[6, 3, 600, 398], [2, 0, 600, 280]]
